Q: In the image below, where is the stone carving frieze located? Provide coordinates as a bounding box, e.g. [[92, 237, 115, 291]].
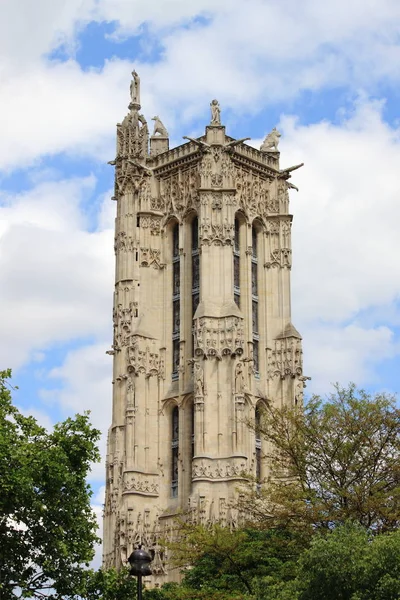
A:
[[193, 316, 244, 359], [199, 149, 235, 188], [114, 231, 135, 253], [267, 337, 303, 379], [192, 457, 248, 480], [264, 217, 292, 268], [127, 336, 160, 377], [199, 217, 234, 246], [112, 301, 138, 352], [187, 496, 242, 530], [157, 166, 200, 220], [112, 507, 167, 574], [235, 167, 275, 218], [139, 215, 162, 235], [140, 247, 164, 269], [123, 471, 160, 496], [265, 248, 292, 269]]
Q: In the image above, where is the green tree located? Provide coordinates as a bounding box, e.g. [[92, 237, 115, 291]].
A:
[[243, 384, 400, 532], [0, 369, 101, 599], [163, 522, 304, 597], [292, 523, 400, 600], [84, 567, 137, 600]]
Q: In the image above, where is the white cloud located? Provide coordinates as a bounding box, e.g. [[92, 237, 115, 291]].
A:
[[278, 98, 400, 390], [0, 176, 114, 369], [303, 325, 398, 394]]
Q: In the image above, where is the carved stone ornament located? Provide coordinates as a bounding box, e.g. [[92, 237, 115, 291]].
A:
[[267, 336, 303, 380], [159, 167, 200, 219], [193, 316, 244, 359], [140, 247, 164, 268], [127, 337, 160, 377], [192, 457, 248, 480], [117, 110, 149, 163], [112, 301, 138, 352], [235, 167, 273, 218], [265, 248, 292, 269], [139, 215, 162, 235], [123, 471, 160, 496], [199, 217, 234, 246], [114, 231, 135, 253]]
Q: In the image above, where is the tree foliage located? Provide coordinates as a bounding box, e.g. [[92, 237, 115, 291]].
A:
[[84, 567, 137, 600], [242, 384, 400, 532], [0, 369, 101, 599], [163, 522, 305, 598], [285, 523, 400, 600]]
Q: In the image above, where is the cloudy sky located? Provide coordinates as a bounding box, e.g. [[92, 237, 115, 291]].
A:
[[1, 0, 400, 562]]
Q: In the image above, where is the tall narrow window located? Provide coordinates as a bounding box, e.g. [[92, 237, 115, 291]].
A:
[[171, 406, 179, 497], [192, 217, 200, 318], [172, 223, 180, 379], [255, 405, 261, 486], [234, 218, 240, 307], [252, 225, 259, 375]]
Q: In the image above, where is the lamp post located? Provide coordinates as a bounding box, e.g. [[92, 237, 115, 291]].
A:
[[128, 546, 153, 600]]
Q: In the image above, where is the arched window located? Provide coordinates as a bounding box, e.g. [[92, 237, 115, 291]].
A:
[[255, 405, 261, 485], [172, 223, 180, 379], [233, 218, 240, 307], [252, 225, 259, 375], [171, 406, 179, 497]]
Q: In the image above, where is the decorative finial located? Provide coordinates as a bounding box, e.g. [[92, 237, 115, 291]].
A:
[[151, 116, 169, 137], [129, 70, 141, 108], [260, 127, 281, 152], [210, 99, 221, 125]]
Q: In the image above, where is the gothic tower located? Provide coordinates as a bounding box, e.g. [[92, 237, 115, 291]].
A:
[[103, 73, 306, 583]]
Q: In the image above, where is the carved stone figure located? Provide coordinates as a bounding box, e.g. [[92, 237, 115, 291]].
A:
[[210, 99, 221, 125], [152, 116, 169, 137], [194, 361, 205, 397], [130, 70, 140, 104], [235, 361, 246, 394], [260, 127, 281, 152]]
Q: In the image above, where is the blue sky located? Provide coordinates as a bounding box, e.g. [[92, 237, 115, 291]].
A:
[[1, 0, 400, 564]]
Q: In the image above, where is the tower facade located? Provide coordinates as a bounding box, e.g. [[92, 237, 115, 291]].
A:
[[103, 74, 306, 582]]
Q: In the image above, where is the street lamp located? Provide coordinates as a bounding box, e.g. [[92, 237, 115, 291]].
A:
[[128, 546, 153, 600]]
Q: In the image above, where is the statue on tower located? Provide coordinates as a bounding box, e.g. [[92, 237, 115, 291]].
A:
[[210, 99, 221, 125], [152, 116, 169, 137], [260, 127, 281, 152], [130, 70, 141, 106]]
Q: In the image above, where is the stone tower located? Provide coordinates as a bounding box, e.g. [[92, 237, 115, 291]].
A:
[[103, 74, 306, 583]]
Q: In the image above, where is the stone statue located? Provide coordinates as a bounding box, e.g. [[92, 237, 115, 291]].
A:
[[194, 361, 205, 397], [210, 99, 221, 125], [130, 70, 140, 105], [260, 127, 281, 152], [152, 116, 169, 137], [235, 361, 246, 394]]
